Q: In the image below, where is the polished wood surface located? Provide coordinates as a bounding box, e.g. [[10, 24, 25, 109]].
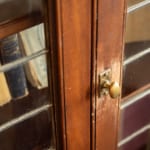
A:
[[62, 0, 92, 148], [91, 0, 98, 149], [95, 0, 126, 149], [0, 0, 130, 149], [0, 13, 42, 39], [52, 0, 92, 149], [47, 0, 128, 149], [47, 0, 92, 149], [46, 0, 66, 149]]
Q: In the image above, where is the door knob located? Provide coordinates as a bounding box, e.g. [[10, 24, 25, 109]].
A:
[[99, 69, 121, 99], [101, 80, 120, 98]]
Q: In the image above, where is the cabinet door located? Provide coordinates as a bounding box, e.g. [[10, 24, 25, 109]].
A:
[[48, 0, 128, 150], [0, 0, 93, 149], [47, 0, 92, 150], [0, 1, 56, 150], [93, 0, 126, 149]]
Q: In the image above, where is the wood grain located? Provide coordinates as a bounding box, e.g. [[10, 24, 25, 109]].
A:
[[0, 13, 42, 39], [61, 0, 92, 149], [45, 0, 66, 149], [46, 0, 92, 149], [95, 0, 126, 149]]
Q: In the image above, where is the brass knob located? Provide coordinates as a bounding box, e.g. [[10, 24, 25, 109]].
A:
[[102, 80, 120, 98]]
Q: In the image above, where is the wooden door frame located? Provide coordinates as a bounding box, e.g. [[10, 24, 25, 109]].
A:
[[46, 0, 92, 149]]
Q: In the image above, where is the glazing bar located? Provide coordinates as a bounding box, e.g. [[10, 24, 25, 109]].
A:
[[0, 49, 48, 72], [128, 0, 150, 13]]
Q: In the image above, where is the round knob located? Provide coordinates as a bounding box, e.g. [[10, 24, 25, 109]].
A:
[[102, 81, 121, 98], [109, 82, 120, 98]]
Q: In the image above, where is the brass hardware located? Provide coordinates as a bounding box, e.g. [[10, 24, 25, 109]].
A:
[[99, 69, 120, 99]]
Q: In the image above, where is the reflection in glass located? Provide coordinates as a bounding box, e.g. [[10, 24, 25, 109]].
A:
[[0, 24, 48, 100], [19, 24, 48, 89], [0, 24, 55, 149], [127, 0, 144, 6], [118, 1, 150, 150], [127, 0, 150, 12], [122, 3, 150, 97]]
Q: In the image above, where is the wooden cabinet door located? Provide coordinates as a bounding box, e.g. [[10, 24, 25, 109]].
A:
[[47, 0, 92, 150], [93, 0, 126, 150], [47, 0, 126, 150]]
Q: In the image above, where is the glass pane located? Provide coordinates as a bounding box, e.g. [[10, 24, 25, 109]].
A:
[[0, 111, 52, 150], [122, 3, 150, 97], [0, 0, 43, 24], [0, 24, 55, 149], [118, 1, 150, 150], [127, 0, 143, 6]]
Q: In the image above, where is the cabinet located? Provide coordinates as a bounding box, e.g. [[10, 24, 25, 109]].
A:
[[48, 1, 125, 149], [0, 0, 149, 150]]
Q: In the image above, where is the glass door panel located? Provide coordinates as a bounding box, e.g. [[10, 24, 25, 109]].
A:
[[123, 1, 150, 97], [0, 1, 56, 149], [118, 0, 150, 150]]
